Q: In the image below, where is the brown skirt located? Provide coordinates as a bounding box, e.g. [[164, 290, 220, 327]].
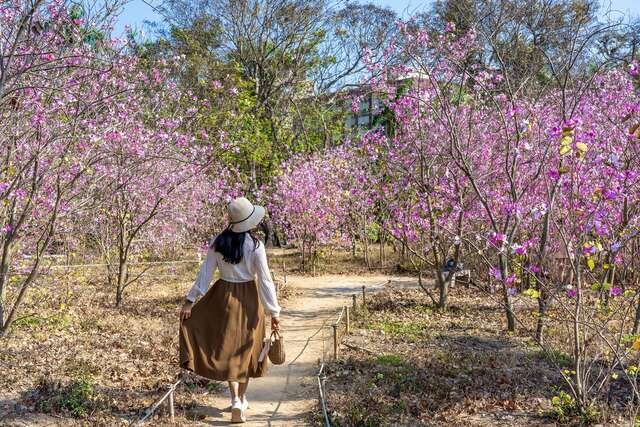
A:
[[179, 279, 268, 382]]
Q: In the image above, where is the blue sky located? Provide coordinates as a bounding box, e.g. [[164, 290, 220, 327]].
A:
[[114, 0, 640, 37]]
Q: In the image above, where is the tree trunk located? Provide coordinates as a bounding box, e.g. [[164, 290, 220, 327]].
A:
[[363, 218, 370, 268], [1, 275, 34, 338], [438, 270, 450, 310], [573, 265, 586, 409], [603, 262, 616, 308], [633, 288, 640, 335], [0, 238, 12, 333], [535, 292, 547, 345], [250, 159, 258, 191], [351, 236, 356, 258], [271, 229, 281, 247], [260, 220, 274, 247], [116, 257, 128, 307], [379, 228, 384, 267], [0, 245, 48, 338], [499, 254, 516, 332], [312, 249, 317, 276]]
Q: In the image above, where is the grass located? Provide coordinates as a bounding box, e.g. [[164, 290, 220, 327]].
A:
[[376, 354, 405, 366], [34, 372, 97, 418], [539, 348, 573, 368], [368, 319, 428, 340], [13, 312, 73, 331], [58, 374, 96, 418], [12, 315, 46, 328]]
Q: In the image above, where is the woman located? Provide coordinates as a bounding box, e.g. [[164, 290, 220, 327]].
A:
[[179, 197, 281, 424]]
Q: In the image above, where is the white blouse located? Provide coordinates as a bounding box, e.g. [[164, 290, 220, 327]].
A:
[[186, 236, 281, 318]]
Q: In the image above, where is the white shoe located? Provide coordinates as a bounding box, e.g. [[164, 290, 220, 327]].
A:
[[231, 398, 245, 423], [242, 397, 249, 411]]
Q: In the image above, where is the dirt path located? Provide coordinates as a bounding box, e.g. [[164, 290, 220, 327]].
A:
[[191, 274, 414, 426]]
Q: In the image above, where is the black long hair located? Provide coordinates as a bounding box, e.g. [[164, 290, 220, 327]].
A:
[[212, 228, 260, 264]]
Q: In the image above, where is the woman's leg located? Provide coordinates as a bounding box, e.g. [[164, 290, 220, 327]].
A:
[[228, 381, 239, 401], [229, 380, 245, 422], [238, 379, 250, 400]]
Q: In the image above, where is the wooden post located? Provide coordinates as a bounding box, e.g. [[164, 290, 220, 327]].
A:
[[362, 285, 366, 307], [168, 389, 175, 423], [345, 306, 350, 334], [352, 294, 357, 310], [332, 324, 338, 360], [282, 259, 287, 284]]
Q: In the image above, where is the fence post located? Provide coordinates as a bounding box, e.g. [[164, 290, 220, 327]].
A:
[[168, 389, 175, 423], [345, 306, 350, 334], [352, 294, 357, 310], [362, 285, 366, 307], [282, 259, 287, 285], [332, 324, 338, 360], [273, 271, 279, 295]]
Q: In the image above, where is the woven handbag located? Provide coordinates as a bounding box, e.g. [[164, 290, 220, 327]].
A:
[[268, 330, 286, 365]]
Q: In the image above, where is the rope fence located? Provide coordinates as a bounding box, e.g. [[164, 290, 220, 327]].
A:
[[317, 363, 330, 427], [317, 279, 391, 426], [130, 378, 182, 426]]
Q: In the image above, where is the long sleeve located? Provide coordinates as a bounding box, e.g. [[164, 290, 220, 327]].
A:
[[186, 244, 217, 302], [253, 242, 281, 318]]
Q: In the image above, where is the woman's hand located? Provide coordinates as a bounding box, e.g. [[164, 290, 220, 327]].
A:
[[271, 317, 281, 331], [180, 302, 193, 322]]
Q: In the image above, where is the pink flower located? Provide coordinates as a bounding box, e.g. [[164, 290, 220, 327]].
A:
[[488, 232, 506, 248], [351, 98, 360, 113], [12, 188, 27, 199], [490, 266, 502, 280], [504, 274, 517, 286], [527, 265, 541, 274], [567, 289, 577, 298], [548, 169, 560, 180], [511, 243, 526, 255]]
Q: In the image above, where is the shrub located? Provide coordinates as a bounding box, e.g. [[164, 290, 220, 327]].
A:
[[34, 373, 97, 418]]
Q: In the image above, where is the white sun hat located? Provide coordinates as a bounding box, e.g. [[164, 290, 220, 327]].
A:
[[227, 197, 266, 233]]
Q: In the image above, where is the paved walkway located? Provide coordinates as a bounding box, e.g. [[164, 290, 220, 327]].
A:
[[192, 274, 413, 426]]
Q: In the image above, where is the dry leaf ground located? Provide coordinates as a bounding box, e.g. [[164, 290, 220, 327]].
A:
[[0, 247, 399, 426], [2, 245, 634, 426], [321, 285, 632, 426]]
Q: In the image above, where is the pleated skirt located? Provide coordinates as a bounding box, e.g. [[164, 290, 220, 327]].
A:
[[179, 279, 268, 382]]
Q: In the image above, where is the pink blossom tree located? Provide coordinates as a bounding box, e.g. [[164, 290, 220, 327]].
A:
[[0, 0, 131, 336]]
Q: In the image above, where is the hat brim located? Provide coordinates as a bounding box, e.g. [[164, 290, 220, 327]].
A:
[[230, 205, 266, 233]]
